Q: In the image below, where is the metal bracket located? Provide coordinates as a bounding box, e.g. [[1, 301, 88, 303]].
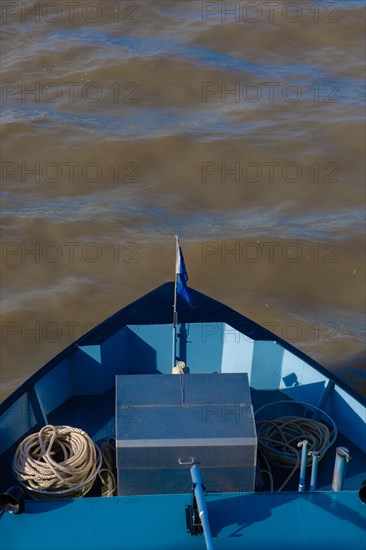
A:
[[179, 457, 195, 465], [185, 497, 204, 536]]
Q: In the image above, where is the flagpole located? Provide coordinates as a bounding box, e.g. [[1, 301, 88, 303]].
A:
[[172, 234, 179, 368]]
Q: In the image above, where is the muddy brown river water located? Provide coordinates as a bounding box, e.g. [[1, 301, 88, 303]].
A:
[[1, 1, 365, 401]]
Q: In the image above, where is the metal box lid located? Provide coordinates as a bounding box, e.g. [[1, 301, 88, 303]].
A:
[[116, 373, 256, 455]]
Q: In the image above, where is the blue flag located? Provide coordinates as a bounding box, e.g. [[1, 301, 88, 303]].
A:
[[176, 244, 193, 307]]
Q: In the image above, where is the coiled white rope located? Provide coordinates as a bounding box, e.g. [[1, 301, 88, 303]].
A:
[[13, 425, 100, 498], [98, 436, 117, 497], [257, 416, 331, 492]]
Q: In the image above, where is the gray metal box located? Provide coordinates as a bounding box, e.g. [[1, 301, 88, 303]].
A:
[[116, 373, 257, 495]]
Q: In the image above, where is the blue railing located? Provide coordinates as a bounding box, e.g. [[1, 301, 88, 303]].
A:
[[190, 465, 214, 550]]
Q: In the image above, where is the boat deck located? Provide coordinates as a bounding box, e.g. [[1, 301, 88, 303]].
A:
[[1, 489, 365, 550], [1, 387, 364, 495]]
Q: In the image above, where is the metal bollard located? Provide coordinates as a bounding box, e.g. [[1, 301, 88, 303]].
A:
[[309, 452, 320, 492], [0, 486, 24, 515], [297, 440, 309, 492], [332, 447, 351, 491], [358, 479, 366, 504]]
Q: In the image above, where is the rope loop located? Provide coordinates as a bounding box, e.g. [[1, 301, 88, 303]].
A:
[[257, 415, 332, 492], [13, 425, 100, 498]]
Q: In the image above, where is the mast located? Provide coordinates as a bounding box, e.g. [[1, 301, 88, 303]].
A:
[[172, 234, 179, 368]]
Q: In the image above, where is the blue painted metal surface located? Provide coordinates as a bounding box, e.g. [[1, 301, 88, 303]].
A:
[[1, 283, 365, 549], [1, 492, 365, 550], [2, 283, 365, 414]]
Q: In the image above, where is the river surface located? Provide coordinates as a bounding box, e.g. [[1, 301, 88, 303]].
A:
[[1, 1, 365, 401]]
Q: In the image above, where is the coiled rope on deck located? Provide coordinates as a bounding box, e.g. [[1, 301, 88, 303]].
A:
[[13, 425, 100, 497], [257, 415, 332, 492], [98, 436, 117, 497]]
